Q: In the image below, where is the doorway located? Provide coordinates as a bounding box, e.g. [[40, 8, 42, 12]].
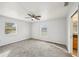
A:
[[71, 10, 78, 56]]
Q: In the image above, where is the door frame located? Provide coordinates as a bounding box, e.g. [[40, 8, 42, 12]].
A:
[[71, 10, 78, 56]]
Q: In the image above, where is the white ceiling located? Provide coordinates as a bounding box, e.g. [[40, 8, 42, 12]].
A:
[[0, 2, 74, 22]]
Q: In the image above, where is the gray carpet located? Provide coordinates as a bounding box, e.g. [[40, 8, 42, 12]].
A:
[[0, 39, 72, 57]]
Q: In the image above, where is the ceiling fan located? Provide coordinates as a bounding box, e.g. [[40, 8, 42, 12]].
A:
[[25, 13, 41, 21]]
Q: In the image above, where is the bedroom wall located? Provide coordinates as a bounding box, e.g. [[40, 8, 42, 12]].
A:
[[0, 15, 31, 46], [32, 17, 67, 45]]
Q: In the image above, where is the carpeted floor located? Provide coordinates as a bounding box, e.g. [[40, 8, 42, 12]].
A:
[[0, 39, 72, 57]]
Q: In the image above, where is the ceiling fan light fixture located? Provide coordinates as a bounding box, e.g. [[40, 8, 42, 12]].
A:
[[32, 18, 35, 20]]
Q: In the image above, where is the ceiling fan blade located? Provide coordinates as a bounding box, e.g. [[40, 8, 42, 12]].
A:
[[28, 13, 35, 18], [33, 16, 40, 20], [27, 13, 41, 21], [35, 18, 40, 20], [27, 14, 33, 17], [36, 16, 41, 17]]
